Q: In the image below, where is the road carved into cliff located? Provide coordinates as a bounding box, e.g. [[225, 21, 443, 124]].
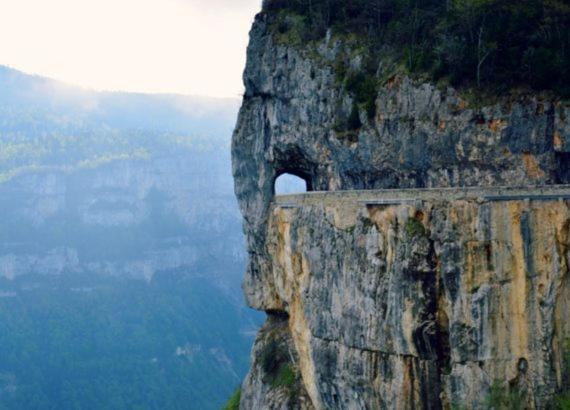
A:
[[273, 185, 570, 208]]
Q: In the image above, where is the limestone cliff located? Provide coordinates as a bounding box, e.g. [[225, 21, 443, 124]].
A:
[[232, 8, 570, 409]]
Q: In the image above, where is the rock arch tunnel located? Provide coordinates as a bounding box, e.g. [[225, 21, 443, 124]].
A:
[[273, 170, 312, 196]]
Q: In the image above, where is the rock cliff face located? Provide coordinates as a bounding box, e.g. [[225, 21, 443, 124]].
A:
[[0, 148, 244, 291], [239, 190, 570, 408], [232, 10, 570, 409]]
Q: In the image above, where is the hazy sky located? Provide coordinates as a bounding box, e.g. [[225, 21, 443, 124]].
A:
[[0, 0, 261, 98]]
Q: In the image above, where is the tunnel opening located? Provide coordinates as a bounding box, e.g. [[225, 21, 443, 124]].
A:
[[274, 171, 312, 195]]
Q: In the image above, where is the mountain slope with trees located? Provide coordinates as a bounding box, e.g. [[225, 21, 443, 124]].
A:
[[263, 0, 569, 95], [0, 66, 261, 410]]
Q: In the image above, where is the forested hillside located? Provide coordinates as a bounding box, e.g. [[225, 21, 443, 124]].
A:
[[263, 0, 569, 95], [0, 66, 261, 409]]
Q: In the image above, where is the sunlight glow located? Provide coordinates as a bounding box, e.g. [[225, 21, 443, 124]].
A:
[[0, 0, 261, 97]]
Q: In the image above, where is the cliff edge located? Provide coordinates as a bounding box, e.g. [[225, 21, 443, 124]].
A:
[[232, 4, 570, 408]]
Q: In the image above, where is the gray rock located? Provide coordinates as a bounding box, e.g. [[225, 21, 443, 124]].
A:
[[233, 11, 570, 410]]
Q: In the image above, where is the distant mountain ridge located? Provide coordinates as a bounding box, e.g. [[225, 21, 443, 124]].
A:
[[0, 64, 240, 136]]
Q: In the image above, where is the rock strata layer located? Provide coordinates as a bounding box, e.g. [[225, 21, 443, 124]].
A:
[[232, 10, 570, 409], [244, 193, 570, 408]]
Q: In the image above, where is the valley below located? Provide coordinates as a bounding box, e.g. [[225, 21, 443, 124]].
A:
[[0, 65, 262, 409]]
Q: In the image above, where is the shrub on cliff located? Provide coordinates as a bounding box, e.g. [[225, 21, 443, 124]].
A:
[[555, 339, 570, 409], [222, 388, 241, 410], [260, 338, 289, 378], [259, 337, 299, 392], [405, 217, 427, 237], [486, 381, 525, 409]]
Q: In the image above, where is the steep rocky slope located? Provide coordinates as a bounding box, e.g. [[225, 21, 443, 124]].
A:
[[232, 8, 570, 410], [240, 189, 570, 408], [0, 152, 243, 289]]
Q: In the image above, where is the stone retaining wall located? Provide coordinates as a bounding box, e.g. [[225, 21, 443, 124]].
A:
[[273, 185, 570, 208]]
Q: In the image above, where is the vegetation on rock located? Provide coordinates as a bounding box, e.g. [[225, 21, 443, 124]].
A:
[[223, 388, 241, 410], [486, 381, 525, 409], [260, 336, 300, 395], [260, 338, 291, 383], [272, 364, 296, 389], [263, 0, 569, 96], [555, 339, 570, 409], [405, 217, 427, 237]]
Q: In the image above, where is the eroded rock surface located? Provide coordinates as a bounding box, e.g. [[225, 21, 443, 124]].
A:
[[263, 194, 570, 408], [232, 10, 570, 410], [233, 12, 570, 311]]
